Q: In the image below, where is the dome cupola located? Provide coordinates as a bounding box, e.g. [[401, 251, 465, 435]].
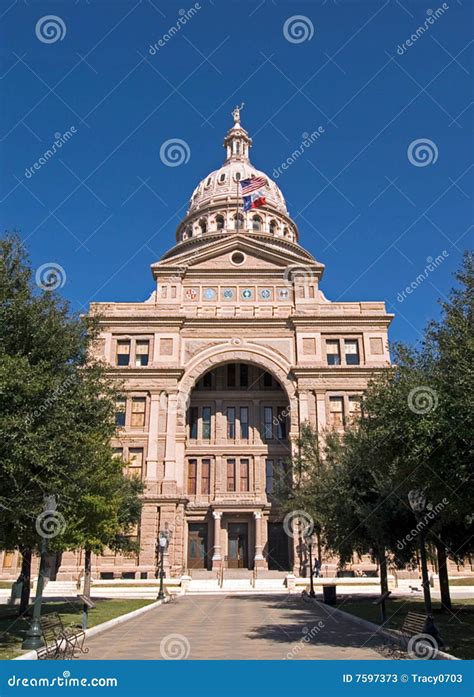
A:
[[176, 105, 299, 245]]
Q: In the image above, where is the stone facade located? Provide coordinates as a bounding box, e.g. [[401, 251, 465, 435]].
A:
[[0, 110, 394, 581]]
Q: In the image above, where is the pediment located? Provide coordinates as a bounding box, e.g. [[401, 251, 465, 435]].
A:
[[152, 234, 324, 280]]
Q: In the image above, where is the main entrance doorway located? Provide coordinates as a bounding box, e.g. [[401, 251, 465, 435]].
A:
[[187, 523, 209, 569], [227, 523, 249, 569], [267, 522, 290, 570]]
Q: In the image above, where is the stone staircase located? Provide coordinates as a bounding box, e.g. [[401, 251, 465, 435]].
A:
[[186, 569, 289, 595]]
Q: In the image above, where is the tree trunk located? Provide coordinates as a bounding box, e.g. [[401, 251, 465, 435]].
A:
[[83, 549, 92, 599], [435, 539, 452, 612], [18, 548, 32, 614], [379, 545, 389, 595]]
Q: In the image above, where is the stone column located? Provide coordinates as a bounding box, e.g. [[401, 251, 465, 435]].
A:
[[146, 392, 161, 481], [162, 391, 178, 495], [212, 511, 223, 569], [315, 390, 327, 433], [253, 511, 265, 569]]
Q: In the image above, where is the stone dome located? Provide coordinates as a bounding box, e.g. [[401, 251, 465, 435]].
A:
[[175, 106, 299, 244]]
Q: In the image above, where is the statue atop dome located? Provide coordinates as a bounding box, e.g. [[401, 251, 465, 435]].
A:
[[232, 102, 245, 125]]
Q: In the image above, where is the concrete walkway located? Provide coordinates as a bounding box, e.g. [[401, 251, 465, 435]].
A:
[[78, 594, 392, 660]]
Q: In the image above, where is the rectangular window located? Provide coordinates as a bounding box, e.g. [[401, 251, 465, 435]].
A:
[[227, 364, 236, 388], [227, 407, 236, 440], [116, 340, 130, 366], [188, 459, 197, 494], [135, 340, 149, 366], [276, 406, 287, 440], [348, 395, 361, 423], [239, 363, 249, 388], [227, 458, 236, 492], [128, 448, 143, 479], [265, 459, 274, 494], [263, 407, 273, 440], [201, 458, 211, 495], [115, 397, 126, 427], [263, 371, 273, 388], [189, 406, 198, 440], [240, 407, 249, 440], [131, 397, 146, 427], [326, 340, 341, 365], [240, 458, 249, 492], [202, 407, 211, 440], [329, 396, 344, 429], [344, 339, 360, 365]]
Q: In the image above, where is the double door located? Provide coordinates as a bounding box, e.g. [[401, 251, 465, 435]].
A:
[[227, 523, 249, 569]]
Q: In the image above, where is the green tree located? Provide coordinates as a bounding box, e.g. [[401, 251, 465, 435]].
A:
[[0, 233, 143, 611]]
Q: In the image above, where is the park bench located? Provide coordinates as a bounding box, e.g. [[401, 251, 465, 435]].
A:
[[35, 613, 88, 660], [400, 611, 426, 640]]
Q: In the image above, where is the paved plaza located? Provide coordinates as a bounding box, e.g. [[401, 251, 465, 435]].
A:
[[79, 595, 392, 660]]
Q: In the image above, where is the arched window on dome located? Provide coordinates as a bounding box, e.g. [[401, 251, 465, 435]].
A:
[[283, 227, 290, 238], [218, 173, 226, 184], [216, 215, 225, 230], [269, 219, 278, 236], [252, 215, 262, 231], [233, 171, 241, 182], [205, 177, 212, 188], [199, 219, 207, 235], [234, 213, 244, 230]]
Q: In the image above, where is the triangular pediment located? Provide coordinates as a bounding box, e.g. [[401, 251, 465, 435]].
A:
[[152, 234, 324, 280]]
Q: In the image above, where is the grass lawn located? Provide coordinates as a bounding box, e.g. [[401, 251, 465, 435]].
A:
[[0, 599, 153, 660], [337, 596, 474, 660], [448, 578, 474, 586]]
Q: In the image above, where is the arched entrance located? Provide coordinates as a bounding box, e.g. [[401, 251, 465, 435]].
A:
[[177, 348, 297, 573]]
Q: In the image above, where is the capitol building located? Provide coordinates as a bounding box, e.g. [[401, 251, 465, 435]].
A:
[[1, 109, 393, 581]]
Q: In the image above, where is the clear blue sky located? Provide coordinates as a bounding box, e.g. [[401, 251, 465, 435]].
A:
[[1, 0, 472, 347]]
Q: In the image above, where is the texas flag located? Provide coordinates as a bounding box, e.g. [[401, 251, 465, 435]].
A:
[[240, 176, 267, 211]]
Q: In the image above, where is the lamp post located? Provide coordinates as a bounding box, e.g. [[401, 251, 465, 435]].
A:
[[408, 490, 442, 643], [305, 533, 316, 598], [22, 495, 57, 650], [157, 530, 169, 600]]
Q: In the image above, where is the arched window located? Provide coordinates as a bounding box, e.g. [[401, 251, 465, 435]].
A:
[[269, 219, 278, 235], [205, 177, 212, 188], [218, 173, 226, 184], [252, 215, 262, 231], [283, 227, 290, 238], [199, 219, 207, 235], [234, 214, 244, 230], [216, 215, 225, 230]]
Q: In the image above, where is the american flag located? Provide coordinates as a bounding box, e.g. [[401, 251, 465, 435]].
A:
[[240, 176, 267, 195]]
